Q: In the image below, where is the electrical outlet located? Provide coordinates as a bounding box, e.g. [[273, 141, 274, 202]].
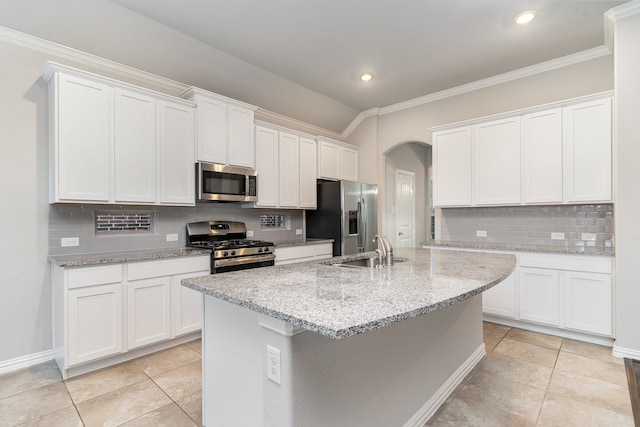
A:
[[246, 230, 254, 237], [296, 229, 303, 235], [476, 230, 487, 237], [551, 232, 565, 240], [61, 237, 79, 247], [266, 345, 281, 385], [582, 233, 597, 241], [166, 233, 178, 242]]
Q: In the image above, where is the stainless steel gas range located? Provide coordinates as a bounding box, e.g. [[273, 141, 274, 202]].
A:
[[186, 221, 275, 273]]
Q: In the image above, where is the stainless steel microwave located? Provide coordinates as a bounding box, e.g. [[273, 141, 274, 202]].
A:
[[196, 162, 258, 202]]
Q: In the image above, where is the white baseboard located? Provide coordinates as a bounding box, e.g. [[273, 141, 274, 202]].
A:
[[613, 344, 640, 360], [403, 343, 486, 427], [0, 349, 54, 375]]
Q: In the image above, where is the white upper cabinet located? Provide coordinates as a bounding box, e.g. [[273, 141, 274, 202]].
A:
[[44, 62, 196, 206], [474, 116, 521, 205], [114, 88, 157, 204], [278, 131, 300, 207], [299, 137, 318, 209], [317, 138, 358, 181], [563, 98, 612, 203], [183, 88, 257, 168], [255, 126, 279, 207], [254, 122, 317, 209], [50, 72, 112, 203], [433, 127, 472, 206], [430, 92, 612, 207], [522, 108, 563, 204], [228, 104, 256, 168], [158, 101, 195, 205]]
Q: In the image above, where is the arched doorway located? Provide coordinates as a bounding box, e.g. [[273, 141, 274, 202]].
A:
[[384, 141, 432, 247]]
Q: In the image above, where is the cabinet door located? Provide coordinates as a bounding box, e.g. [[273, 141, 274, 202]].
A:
[[299, 137, 317, 209], [278, 132, 300, 207], [255, 126, 279, 207], [474, 117, 521, 205], [228, 105, 255, 168], [114, 88, 157, 203], [172, 271, 207, 337], [482, 272, 516, 318], [564, 271, 612, 336], [196, 95, 227, 164], [158, 101, 195, 205], [127, 277, 171, 349], [522, 108, 563, 204], [68, 283, 122, 365], [53, 73, 112, 202], [318, 141, 340, 180], [340, 146, 359, 181], [518, 267, 559, 326], [433, 127, 472, 206], [563, 98, 612, 202]]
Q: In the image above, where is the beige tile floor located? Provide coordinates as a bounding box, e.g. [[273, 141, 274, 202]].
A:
[[0, 324, 634, 426]]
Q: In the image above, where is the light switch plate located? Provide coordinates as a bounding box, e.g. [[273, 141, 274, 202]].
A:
[[551, 232, 565, 240], [246, 230, 254, 237], [582, 233, 597, 241], [166, 233, 178, 242], [296, 229, 303, 235], [61, 237, 79, 247]]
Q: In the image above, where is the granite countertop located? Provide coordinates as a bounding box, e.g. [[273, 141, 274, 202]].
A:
[[274, 238, 334, 248], [182, 247, 516, 340], [48, 247, 211, 267], [421, 240, 615, 256]]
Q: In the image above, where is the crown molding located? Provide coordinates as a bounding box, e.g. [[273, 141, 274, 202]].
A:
[[605, 0, 640, 22], [340, 108, 380, 139], [0, 25, 189, 95], [341, 46, 612, 138], [254, 108, 343, 141]]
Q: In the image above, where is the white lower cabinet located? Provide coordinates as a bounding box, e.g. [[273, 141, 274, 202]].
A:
[[481, 271, 516, 318], [52, 255, 209, 378], [127, 277, 171, 350], [172, 271, 205, 336], [68, 283, 123, 366], [518, 267, 560, 326], [564, 271, 612, 336]]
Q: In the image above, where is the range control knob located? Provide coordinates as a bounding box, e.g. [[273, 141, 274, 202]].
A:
[[223, 251, 229, 257], [257, 248, 263, 253], [231, 250, 237, 256], [263, 247, 270, 253]]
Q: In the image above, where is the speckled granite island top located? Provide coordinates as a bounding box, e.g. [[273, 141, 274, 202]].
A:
[[422, 240, 614, 256], [48, 247, 210, 267], [182, 247, 516, 339]]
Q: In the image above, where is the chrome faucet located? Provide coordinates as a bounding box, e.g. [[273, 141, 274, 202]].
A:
[[372, 235, 394, 266]]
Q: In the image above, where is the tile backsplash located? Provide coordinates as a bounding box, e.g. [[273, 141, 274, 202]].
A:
[[49, 203, 305, 255], [440, 204, 614, 249]]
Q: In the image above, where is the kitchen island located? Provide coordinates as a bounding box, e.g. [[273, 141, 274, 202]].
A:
[[182, 247, 515, 427]]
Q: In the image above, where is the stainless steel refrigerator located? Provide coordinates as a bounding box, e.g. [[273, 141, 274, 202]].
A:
[[306, 180, 378, 256]]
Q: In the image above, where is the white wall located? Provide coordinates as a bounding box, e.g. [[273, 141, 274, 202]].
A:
[[611, 6, 640, 357]]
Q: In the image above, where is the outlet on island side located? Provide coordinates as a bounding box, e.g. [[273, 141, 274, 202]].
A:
[[267, 345, 281, 385]]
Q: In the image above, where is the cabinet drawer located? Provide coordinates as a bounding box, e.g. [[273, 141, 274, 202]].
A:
[[68, 265, 122, 289], [128, 256, 210, 280], [518, 253, 612, 274], [275, 245, 316, 262]]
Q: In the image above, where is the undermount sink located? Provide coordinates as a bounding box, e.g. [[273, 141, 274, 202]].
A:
[[332, 256, 408, 269]]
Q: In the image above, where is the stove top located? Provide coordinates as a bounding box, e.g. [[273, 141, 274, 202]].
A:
[[186, 220, 275, 261], [189, 239, 274, 250]]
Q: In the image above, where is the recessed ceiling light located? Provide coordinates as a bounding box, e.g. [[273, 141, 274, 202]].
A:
[[360, 73, 373, 82], [514, 10, 537, 25]]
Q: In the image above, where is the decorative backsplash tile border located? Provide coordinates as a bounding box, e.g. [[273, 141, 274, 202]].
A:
[[96, 212, 154, 233], [440, 204, 614, 249]]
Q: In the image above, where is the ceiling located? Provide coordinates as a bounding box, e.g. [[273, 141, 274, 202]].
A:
[[109, 0, 625, 113]]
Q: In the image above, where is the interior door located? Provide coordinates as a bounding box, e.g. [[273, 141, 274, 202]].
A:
[[396, 169, 415, 247]]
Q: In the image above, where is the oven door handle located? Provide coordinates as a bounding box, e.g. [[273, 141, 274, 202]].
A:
[[214, 253, 276, 268]]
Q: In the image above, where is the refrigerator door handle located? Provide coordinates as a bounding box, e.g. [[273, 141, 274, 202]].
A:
[[358, 198, 367, 252]]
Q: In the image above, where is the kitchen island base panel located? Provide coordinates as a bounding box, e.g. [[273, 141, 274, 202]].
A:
[[203, 294, 485, 427]]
